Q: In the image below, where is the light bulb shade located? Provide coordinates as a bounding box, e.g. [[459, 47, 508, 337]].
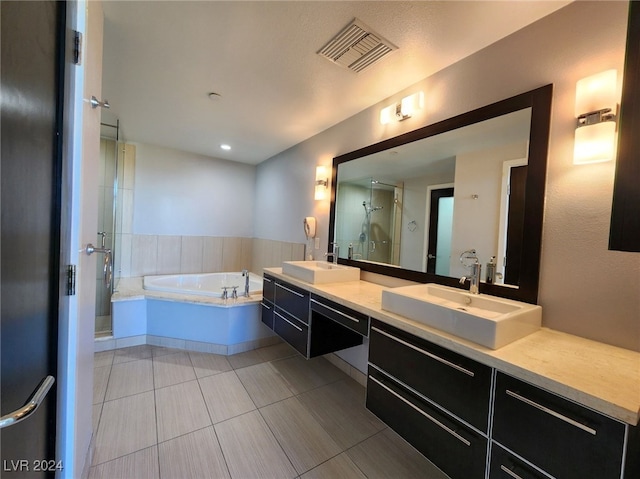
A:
[[379, 105, 394, 125], [400, 91, 424, 118], [573, 121, 616, 164], [575, 70, 617, 116], [315, 166, 328, 200]]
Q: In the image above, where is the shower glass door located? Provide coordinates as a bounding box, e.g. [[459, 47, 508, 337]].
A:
[[95, 120, 120, 337]]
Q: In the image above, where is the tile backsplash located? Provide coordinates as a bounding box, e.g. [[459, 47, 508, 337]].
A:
[[117, 234, 304, 279]]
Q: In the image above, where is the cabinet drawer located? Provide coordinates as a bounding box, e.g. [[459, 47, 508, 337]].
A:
[[489, 443, 550, 479], [310, 294, 369, 336], [493, 372, 626, 479], [367, 367, 487, 479], [262, 274, 275, 303], [274, 307, 308, 357], [369, 319, 492, 432], [260, 300, 274, 329], [275, 281, 309, 324]]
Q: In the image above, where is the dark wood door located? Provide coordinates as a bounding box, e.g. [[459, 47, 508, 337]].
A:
[[1, 1, 64, 476], [504, 166, 527, 285], [427, 187, 454, 274]]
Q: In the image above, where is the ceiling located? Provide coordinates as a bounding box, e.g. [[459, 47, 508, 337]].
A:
[[101, 1, 570, 165]]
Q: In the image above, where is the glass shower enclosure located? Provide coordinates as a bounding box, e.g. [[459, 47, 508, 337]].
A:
[[95, 119, 122, 337]]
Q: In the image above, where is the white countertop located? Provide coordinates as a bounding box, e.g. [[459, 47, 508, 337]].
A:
[[265, 267, 640, 426]]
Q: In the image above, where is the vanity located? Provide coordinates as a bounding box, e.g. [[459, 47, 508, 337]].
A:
[[263, 266, 640, 479]]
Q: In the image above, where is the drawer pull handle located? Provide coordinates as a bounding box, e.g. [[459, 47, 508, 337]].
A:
[[311, 298, 361, 323], [275, 311, 303, 332], [276, 283, 305, 298], [369, 375, 471, 447], [260, 302, 271, 310], [500, 465, 524, 479], [505, 390, 597, 436], [371, 326, 475, 377], [263, 277, 272, 283]]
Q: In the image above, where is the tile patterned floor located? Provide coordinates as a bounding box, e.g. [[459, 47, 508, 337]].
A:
[[91, 342, 449, 479]]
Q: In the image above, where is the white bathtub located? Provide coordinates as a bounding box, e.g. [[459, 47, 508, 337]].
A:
[[143, 272, 263, 298]]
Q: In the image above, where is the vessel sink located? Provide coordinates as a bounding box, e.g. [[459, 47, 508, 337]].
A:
[[381, 283, 541, 349], [282, 261, 360, 284]]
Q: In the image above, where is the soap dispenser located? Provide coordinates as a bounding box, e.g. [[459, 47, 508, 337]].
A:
[[486, 256, 496, 284]]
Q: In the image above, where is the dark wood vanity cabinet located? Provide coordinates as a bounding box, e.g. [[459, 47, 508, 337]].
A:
[[366, 321, 640, 479], [492, 372, 638, 479], [367, 319, 491, 479], [262, 275, 365, 358], [260, 274, 275, 329]]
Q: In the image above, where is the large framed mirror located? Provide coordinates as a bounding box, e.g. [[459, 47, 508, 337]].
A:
[[328, 84, 552, 304]]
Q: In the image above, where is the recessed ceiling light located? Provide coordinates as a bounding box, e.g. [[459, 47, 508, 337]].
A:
[[220, 144, 231, 151]]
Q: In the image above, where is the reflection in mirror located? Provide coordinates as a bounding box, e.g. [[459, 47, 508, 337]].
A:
[[335, 108, 531, 288], [329, 85, 553, 304]]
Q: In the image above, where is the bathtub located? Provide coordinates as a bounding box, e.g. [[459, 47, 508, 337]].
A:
[[143, 272, 263, 298], [111, 273, 278, 355]]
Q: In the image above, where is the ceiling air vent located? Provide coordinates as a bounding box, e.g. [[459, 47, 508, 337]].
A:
[[318, 19, 397, 73]]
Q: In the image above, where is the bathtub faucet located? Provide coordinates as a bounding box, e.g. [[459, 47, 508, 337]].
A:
[[242, 269, 250, 297]]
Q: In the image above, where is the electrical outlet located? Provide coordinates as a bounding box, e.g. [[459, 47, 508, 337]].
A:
[[315, 237, 320, 249]]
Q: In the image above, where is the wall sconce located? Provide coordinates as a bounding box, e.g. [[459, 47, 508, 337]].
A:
[[574, 70, 618, 164], [380, 91, 424, 125], [315, 166, 329, 200]]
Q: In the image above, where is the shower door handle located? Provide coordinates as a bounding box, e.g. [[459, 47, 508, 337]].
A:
[[370, 241, 376, 253], [86, 243, 112, 288]]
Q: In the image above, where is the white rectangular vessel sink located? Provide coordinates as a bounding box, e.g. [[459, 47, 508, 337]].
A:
[[282, 261, 360, 284], [381, 283, 541, 349]]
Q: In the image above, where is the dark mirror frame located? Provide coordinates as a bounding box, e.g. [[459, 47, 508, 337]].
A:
[[609, 1, 640, 252], [328, 84, 553, 304]]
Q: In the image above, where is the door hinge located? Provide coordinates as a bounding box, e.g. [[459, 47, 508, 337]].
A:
[[73, 30, 82, 65], [66, 265, 76, 296]]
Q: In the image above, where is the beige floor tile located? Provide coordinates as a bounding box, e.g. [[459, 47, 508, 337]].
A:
[[89, 446, 159, 479], [299, 453, 367, 479], [256, 342, 297, 362], [270, 355, 348, 395], [151, 346, 183, 357], [153, 352, 196, 388], [297, 380, 385, 449], [189, 351, 233, 378], [113, 344, 153, 364], [105, 359, 153, 401], [235, 362, 294, 407], [93, 366, 111, 405], [228, 349, 265, 369], [92, 403, 102, 440], [260, 397, 342, 474], [346, 429, 449, 479], [199, 371, 256, 423], [94, 350, 114, 369], [215, 411, 297, 479], [158, 426, 230, 479], [93, 391, 157, 466], [155, 380, 211, 442]]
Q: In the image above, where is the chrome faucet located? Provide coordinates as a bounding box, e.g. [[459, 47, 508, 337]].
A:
[[242, 269, 250, 297], [460, 261, 482, 294], [324, 243, 339, 264]]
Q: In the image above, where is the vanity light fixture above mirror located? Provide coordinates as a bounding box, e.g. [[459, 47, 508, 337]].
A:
[[573, 69, 618, 164], [380, 91, 425, 124]]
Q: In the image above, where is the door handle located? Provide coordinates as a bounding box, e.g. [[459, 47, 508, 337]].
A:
[[427, 254, 436, 259], [0, 376, 55, 429]]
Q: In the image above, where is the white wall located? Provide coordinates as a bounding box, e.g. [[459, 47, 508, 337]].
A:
[[132, 142, 255, 237], [449, 141, 527, 278], [255, 2, 640, 352]]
